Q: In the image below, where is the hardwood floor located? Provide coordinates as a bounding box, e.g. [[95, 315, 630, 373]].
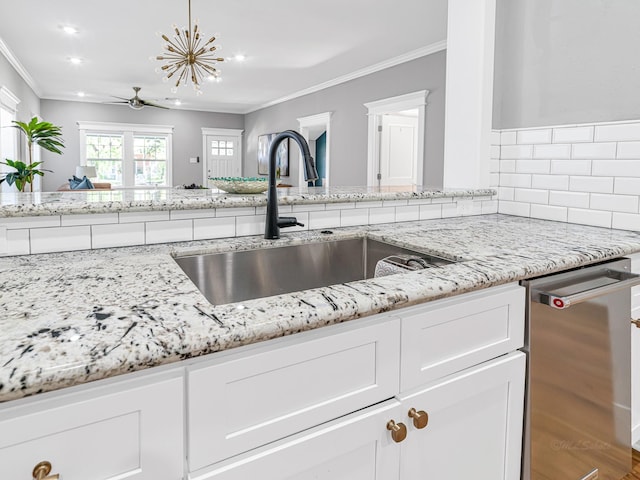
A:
[[621, 449, 640, 480]]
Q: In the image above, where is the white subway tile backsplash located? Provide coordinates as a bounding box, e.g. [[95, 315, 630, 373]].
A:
[[491, 131, 501, 145], [441, 203, 458, 218], [531, 174, 569, 190], [516, 160, 551, 174], [308, 210, 341, 230], [501, 144, 533, 159], [382, 199, 409, 207], [614, 177, 640, 195], [572, 142, 617, 159], [256, 205, 292, 214], [490, 159, 500, 173], [552, 126, 594, 144], [5, 229, 30, 255], [92, 223, 145, 249], [569, 176, 614, 193], [119, 211, 170, 223], [419, 204, 442, 220], [616, 142, 640, 159], [533, 144, 571, 159], [61, 213, 118, 226], [286, 212, 309, 232], [170, 209, 217, 220], [568, 208, 612, 228], [325, 202, 356, 210], [489, 173, 500, 187], [395, 205, 420, 222], [407, 198, 433, 205], [501, 131, 517, 145], [592, 160, 640, 177], [517, 129, 552, 145], [481, 199, 499, 214], [550, 160, 592, 176], [236, 215, 266, 236], [594, 123, 640, 142], [498, 201, 530, 217], [490, 145, 500, 159], [500, 173, 532, 188], [340, 208, 369, 227], [193, 217, 236, 240], [500, 159, 516, 173], [369, 207, 396, 224], [30, 226, 91, 254], [356, 201, 383, 209], [293, 203, 325, 212], [431, 197, 454, 204], [612, 213, 640, 231], [530, 204, 568, 222], [549, 190, 590, 209], [498, 187, 515, 201], [514, 188, 549, 204], [590, 194, 639, 213], [0, 215, 60, 230], [215, 207, 257, 217], [145, 219, 193, 244]]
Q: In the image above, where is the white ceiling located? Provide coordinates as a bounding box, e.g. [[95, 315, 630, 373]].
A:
[[0, 0, 448, 114]]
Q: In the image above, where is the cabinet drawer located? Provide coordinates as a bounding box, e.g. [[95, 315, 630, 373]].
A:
[[187, 317, 400, 471], [0, 371, 184, 480], [400, 283, 525, 391]]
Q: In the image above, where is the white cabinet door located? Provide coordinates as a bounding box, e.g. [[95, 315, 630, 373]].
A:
[[398, 352, 526, 480], [0, 371, 184, 480], [191, 399, 403, 480]]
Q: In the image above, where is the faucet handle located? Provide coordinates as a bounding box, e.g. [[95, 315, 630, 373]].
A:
[[277, 216, 304, 229]]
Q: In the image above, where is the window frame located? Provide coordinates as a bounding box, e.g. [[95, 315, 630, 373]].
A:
[[78, 121, 174, 188]]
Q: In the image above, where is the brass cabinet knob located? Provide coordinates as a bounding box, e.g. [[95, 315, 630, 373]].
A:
[[386, 420, 408, 443], [632, 319, 640, 328], [32, 461, 59, 480], [408, 407, 429, 429]]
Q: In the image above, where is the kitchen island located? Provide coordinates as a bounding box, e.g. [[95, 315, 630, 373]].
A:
[[1, 213, 639, 402]]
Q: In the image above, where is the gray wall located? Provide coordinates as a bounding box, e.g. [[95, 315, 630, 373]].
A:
[[244, 51, 447, 188], [40, 100, 244, 190], [0, 53, 40, 123], [493, 0, 640, 129]]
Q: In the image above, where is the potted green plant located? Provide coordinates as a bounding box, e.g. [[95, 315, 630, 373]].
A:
[[0, 116, 65, 192]]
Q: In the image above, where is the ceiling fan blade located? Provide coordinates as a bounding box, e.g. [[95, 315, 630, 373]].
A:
[[102, 101, 130, 105], [141, 100, 170, 110], [109, 95, 130, 101]]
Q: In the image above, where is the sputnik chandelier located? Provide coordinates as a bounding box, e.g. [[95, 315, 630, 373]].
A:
[[155, 0, 224, 94]]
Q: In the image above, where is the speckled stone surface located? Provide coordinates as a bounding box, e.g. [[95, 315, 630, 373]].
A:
[[1, 214, 639, 403], [0, 185, 495, 217]]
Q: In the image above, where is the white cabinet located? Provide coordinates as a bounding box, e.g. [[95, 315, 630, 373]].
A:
[[630, 253, 640, 446], [0, 283, 527, 480], [0, 370, 184, 480], [398, 352, 526, 480]]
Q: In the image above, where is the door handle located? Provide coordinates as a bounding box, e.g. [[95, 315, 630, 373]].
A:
[[535, 270, 640, 309]]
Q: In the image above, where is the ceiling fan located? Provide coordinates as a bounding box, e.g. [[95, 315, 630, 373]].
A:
[[107, 87, 169, 110]]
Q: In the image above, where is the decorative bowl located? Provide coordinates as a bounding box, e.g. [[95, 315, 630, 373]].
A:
[[209, 177, 269, 194]]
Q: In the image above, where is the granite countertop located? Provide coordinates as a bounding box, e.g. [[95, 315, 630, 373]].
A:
[[0, 185, 495, 217], [1, 213, 640, 403]]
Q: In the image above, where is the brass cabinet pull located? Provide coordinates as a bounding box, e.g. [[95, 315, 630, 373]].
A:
[[408, 407, 429, 429], [386, 420, 407, 443], [32, 461, 59, 480]]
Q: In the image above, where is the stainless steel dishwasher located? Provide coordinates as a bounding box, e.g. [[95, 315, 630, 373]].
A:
[[521, 258, 640, 480]]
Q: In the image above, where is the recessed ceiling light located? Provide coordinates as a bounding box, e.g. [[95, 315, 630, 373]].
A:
[[69, 57, 82, 65], [77, 92, 85, 97], [62, 26, 78, 35], [174, 99, 181, 106]]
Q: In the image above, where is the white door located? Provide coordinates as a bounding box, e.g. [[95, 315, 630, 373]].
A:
[[399, 352, 526, 480], [196, 399, 402, 480], [205, 135, 241, 180], [379, 115, 419, 186]]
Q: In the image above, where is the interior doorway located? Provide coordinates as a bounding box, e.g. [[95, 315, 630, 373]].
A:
[[298, 112, 332, 187], [201, 128, 243, 184], [364, 90, 429, 187]]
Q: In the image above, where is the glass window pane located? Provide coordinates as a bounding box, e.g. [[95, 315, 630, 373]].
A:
[[87, 159, 122, 185], [211, 148, 219, 156], [135, 160, 167, 186], [226, 141, 233, 148], [211, 140, 219, 148], [226, 149, 234, 156]]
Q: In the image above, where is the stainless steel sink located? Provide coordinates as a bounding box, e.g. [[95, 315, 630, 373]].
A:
[[174, 237, 452, 305]]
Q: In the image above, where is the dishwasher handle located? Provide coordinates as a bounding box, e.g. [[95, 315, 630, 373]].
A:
[[536, 269, 640, 309]]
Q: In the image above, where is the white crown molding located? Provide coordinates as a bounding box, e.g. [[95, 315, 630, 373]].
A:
[[77, 120, 174, 134], [297, 112, 333, 128], [247, 40, 447, 114], [0, 37, 41, 97], [364, 90, 430, 114], [0, 86, 21, 112], [201, 127, 243, 136]]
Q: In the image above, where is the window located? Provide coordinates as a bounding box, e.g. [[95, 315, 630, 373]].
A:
[[211, 140, 234, 156], [78, 122, 173, 187], [0, 87, 20, 193]]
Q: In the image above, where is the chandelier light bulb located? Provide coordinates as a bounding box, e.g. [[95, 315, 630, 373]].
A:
[[170, 86, 178, 94]]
